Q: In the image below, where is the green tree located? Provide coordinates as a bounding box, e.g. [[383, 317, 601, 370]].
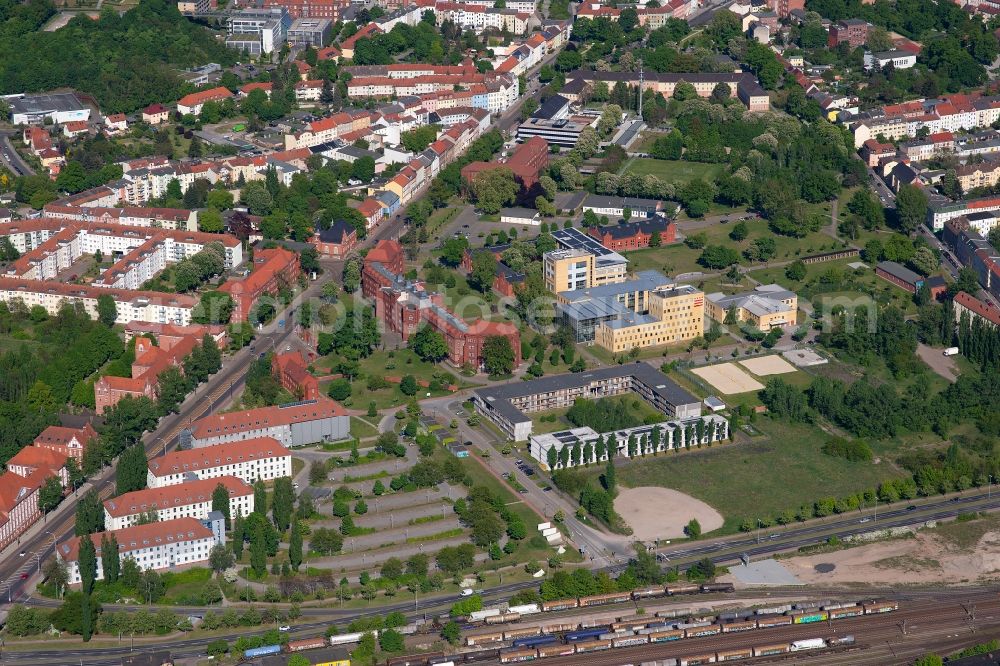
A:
[[895, 184, 929, 234], [96, 294, 117, 328], [685, 518, 702, 539], [212, 483, 231, 524], [116, 445, 148, 495], [78, 536, 97, 596], [272, 477, 295, 533], [100, 533, 120, 584], [410, 326, 448, 362], [482, 335, 515, 376], [289, 516, 303, 571], [469, 168, 518, 214], [38, 476, 63, 514], [75, 491, 104, 536]]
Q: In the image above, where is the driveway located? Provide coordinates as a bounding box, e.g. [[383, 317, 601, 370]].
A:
[[916, 343, 959, 383]]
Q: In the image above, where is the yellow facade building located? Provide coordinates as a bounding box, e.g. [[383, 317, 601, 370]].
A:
[[705, 284, 798, 330], [543, 248, 628, 294], [594, 284, 705, 353]]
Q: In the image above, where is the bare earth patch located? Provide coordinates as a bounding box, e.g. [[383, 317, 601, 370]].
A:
[[782, 521, 1000, 586], [615, 486, 724, 540]]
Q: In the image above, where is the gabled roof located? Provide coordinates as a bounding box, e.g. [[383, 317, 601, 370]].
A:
[[104, 476, 252, 518], [60, 518, 213, 563], [148, 437, 291, 478]]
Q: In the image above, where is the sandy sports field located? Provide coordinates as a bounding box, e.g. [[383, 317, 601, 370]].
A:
[[739, 355, 797, 376], [615, 486, 724, 540], [692, 363, 764, 395]]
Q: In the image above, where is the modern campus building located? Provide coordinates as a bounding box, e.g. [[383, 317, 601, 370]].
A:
[[547, 227, 629, 291], [60, 518, 222, 585], [183, 398, 349, 449], [147, 437, 292, 488], [705, 284, 798, 330], [103, 476, 254, 531], [473, 364, 703, 441], [556, 270, 705, 351], [529, 416, 730, 469]]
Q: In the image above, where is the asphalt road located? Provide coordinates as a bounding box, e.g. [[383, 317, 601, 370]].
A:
[[0, 131, 34, 177]]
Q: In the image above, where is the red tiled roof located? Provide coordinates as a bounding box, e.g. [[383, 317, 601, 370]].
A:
[[34, 424, 97, 448], [358, 198, 383, 218], [7, 446, 67, 472], [60, 518, 213, 562], [177, 87, 234, 108], [0, 469, 47, 521], [103, 476, 252, 518], [955, 291, 1000, 327], [189, 397, 345, 439], [147, 437, 290, 478], [143, 104, 168, 115]]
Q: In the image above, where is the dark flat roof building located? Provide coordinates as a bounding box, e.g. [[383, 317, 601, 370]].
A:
[[473, 363, 701, 441]]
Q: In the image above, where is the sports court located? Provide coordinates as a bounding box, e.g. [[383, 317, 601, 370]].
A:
[[691, 363, 764, 395], [739, 355, 797, 376]]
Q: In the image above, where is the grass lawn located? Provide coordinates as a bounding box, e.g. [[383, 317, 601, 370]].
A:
[[350, 416, 380, 440], [607, 419, 904, 533], [319, 348, 464, 410], [622, 217, 843, 277], [747, 256, 920, 315], [622, 158, 724, 185], [530, 407, 576, 435]]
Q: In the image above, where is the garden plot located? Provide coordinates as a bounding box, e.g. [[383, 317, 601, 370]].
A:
[[691, 363, 765, 395], [738, 355, 797, 376]]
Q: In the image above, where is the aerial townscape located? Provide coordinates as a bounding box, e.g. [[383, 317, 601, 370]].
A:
[[4, 0, 1000, 664]]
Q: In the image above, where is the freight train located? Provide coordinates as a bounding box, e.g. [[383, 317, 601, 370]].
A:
[[458, 599, 896, 664]]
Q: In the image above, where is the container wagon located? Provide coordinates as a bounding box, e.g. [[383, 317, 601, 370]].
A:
[[755, 604, 792, 615], [756, 615, 792, 628], [828, 606, 864, 619], [244, 645, 282, 659], [286, 637, 328, 652], [574, 639, 613, 653], [700, 583, 735, 593], [504, 627, 542, 640], [864, 601, 899, 614], [541, 622, 578, 634], [641, 661, 680, 666], [565, 628, 608, 642], [387, 653, 445, 666], [541, 598, 578, 612], [580, 617, 616, 629], [685, 625, 722, 638], [499, 648, 537, 663], [485, 613, 522, 625], [717, 648, 753, 661], [430, 658, 455, 666], [753, 644, 790, 657], [599, 632, 630, 641], [632, 586, 667, 599], [790, 611, 829, 624], [828, 635, 856, 646], [648, 629, 685, 643], [511, 635, 557, 649], [461, 649, 500, 662], [613, 618, 654, 632], [666, 584, 700, 595], [579, 592, 632, 607], [721, 621, 757, 633], [678, 654, 717, 665], [466, 631, 505, 646], [537, 644, 576, 658], [613, 635, 650, 648], [331, 631, 376, 646]]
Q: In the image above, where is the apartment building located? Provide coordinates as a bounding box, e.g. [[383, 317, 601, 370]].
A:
[[461, 136, 549, 193], [264, 0, 349, 20], [219, 247, 300, 322], [176, 87, 235, 117], [32, 423, 98, 462], [60, 518, 221, 585], [954, 290, 1000, 329], [95, 334, 198, 414], [104, 476, 253, 530], [828, 19, 868, 48], [43, 204, 197, 231], [147, 437, 292, 488], [530, 416, 730, 469], [0, 468, 53, 551], [705, 284, 798, 329], [473, 364, 702, 441], [563, 71, 770, 112]]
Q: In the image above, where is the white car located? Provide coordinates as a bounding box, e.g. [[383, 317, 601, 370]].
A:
[[460, 588, 476, 597], [279, 625, 291, 632]]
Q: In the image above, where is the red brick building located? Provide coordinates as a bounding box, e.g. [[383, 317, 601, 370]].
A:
[[829, 19, 868, 49], [271, 350, 320, 400], [461, 136, 549, 196], [587, 217, 677, 251], [220, 247, 300, 322], [33, 423, 97, 462], [312, 220, 358, 258], [263, 0, 350, 19], [94, 335, 198, 414], [362, 240, 521, 370], [766, 0, 803, 17]]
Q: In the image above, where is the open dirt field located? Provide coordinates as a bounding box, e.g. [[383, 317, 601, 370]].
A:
[[739, 355, 797, 376], [691, 363, 764, 395], [615, 486, 724, 540], [780, 517, 1000, 586]]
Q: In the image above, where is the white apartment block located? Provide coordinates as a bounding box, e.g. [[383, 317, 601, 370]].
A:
[[103, 476, 254, 531], [60, 518, 220, 585], [147, 437, 292, 488]]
